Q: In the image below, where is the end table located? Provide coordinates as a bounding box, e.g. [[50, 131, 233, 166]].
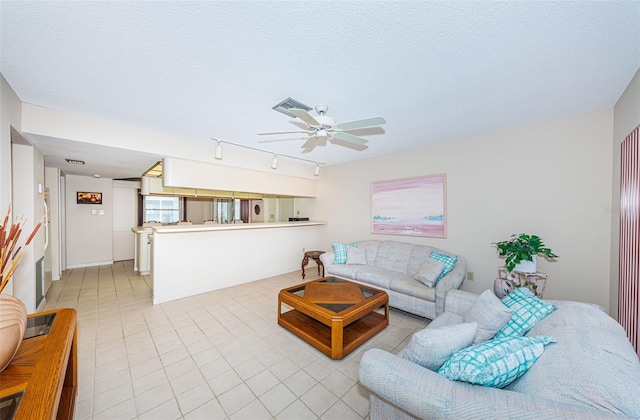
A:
[[301, 250, 325, 279]]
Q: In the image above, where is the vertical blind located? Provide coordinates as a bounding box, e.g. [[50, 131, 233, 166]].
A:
[[619, 125, 640, 356]]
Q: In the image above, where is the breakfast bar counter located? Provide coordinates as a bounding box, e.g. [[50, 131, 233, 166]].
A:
[[147, 221, 327, 304]]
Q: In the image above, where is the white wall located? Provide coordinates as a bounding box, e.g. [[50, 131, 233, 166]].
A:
[[293, 197, 314, 219], [162, 157, 317, 197], [10, 139, 45, 313], [65, 175, 114, 268], [610, 67, 640, 318], [316, 109, 614, 311], [0, 74, 21, 216]]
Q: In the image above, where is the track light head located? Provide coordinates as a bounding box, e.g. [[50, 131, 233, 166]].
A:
[[271, 154, 278, 170], [214, 140, 223, 160], [314, 163, 320, 176]]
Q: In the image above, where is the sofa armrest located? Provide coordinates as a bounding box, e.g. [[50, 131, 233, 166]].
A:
[[359, 349, 624, 419], [434, 256, 466, 315], [319, 252, 334, 267]]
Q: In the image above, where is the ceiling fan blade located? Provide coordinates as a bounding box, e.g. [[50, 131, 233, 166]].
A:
[[301, 136, 319, 150], [258, 130, 309, 135], [332, 132, 369, 146], [289, 108, 321, 126], [335, 116, 386, 131]]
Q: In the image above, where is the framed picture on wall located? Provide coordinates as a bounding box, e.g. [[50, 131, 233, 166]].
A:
[[371, 174, 447, 238], [77, 192, 102, 204]]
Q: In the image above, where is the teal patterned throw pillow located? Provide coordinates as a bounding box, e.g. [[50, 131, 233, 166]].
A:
[[332, 242, 357, 264], [438, 335, 556, 388], [494, 287, 556, 338], [429, 250, 458, 281]]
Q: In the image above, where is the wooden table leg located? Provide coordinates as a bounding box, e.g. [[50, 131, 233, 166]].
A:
[[331, 318, 344, 359], [301, 255, 309, 279]]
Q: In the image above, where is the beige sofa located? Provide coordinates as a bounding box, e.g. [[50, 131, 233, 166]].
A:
[[359, 289, 640, 419], [319, 240, 466, 319]]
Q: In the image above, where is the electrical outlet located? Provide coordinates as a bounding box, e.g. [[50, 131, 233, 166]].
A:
[[466, 272, 474, 281], [302, 247, 306, 254]]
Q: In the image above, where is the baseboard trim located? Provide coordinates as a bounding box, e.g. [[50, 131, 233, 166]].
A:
[[66, 261, 113, 269]]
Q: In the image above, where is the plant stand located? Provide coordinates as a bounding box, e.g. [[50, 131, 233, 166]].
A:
[[494, 267, 548, 298]]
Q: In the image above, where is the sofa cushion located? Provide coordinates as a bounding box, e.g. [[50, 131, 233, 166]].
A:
[[507, 302, 640, 418], [438, 335, 556, 388], [402, 322, 477, 370], [429, 250, 458, 281], [355, 240, 381, 265], [464, 290, 513, 344], [427, 311, 463, 329], [494, 288, 556, 338], [355, 267, 397, 289], [346, 247, 367, 265], [332, 242, 357, 264], [389, 277, 436, 301], [414, 259, 446, 287], [325, 264, 362, 280], [374, 241, 414, 273]]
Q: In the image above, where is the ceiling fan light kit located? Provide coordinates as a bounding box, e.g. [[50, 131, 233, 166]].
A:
[[258, 104, 386, 153]]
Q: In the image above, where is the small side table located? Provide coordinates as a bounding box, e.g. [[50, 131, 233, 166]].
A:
[[302, 250, 325, 279]]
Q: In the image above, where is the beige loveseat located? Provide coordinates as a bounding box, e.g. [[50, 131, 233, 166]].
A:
[[319, 240, 466, 319]]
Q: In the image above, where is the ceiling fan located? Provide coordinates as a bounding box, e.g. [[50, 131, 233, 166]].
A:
[[258, 104, 386, 153]]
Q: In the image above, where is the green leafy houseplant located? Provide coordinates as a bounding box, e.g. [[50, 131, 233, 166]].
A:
[[493, 233, 558, 272]]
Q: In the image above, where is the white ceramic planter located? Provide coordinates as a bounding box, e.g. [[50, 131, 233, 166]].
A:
[[514, 255, 537, 273]]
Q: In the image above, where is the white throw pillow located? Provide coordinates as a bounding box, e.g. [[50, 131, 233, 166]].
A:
[[415, 258, 446, 287], [464, 289, 513, 344], [346, 247, 367, 265], [402, 322, 477, 371]]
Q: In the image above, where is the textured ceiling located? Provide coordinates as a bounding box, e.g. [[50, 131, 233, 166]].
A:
[[1, 1, 639, 178]]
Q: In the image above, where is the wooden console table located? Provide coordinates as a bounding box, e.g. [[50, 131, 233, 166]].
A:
[[0, 308, 78, 420]]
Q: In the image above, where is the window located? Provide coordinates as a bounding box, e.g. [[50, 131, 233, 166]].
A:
[[144, 196, 180, 224]]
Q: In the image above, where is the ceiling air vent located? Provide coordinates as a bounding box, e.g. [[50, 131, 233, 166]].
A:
[[65, 159, 85, 165], [272, 97, 312, 118]]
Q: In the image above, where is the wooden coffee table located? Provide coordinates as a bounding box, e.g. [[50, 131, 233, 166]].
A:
[[278, 277, 389, 359]]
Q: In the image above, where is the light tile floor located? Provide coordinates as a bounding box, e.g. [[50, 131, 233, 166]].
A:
[[43, 260, 430, 419]]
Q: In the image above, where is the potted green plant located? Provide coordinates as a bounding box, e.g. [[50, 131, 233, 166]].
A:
[[493, 233, 558, 272]]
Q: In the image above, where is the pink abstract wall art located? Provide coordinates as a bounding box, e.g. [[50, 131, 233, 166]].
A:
[[371, 174, 446, 238]]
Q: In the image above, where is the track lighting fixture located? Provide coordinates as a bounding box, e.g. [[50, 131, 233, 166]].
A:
[[215, 140, 223, 160], [211, 138, 323, 176]]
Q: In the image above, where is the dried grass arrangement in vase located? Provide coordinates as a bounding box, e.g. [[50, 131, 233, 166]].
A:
[[0, 205, 42, 372]]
